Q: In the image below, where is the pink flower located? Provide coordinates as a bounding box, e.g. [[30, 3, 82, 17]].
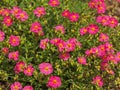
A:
[[56, 39, 66, 52], [61, 10, 70, 18], [100, 62, 109, 71], [79, 27, 88, 36], [88, 1, 96, 9], [108, 17, 118, 28], [55, 25, 65, 34], [50, 38, 61, 45], [14, 61, 26, 74], [30, 22, 43, 34], [115, 52, 120, 62], [101, 16, 110, 26], [1, 8, 11, 16], [69, 13, 79, 22], [47, 76, 62, 88], [16, 10, 28, 21], [65, 39, 76, 52], [92, 76, 103, 87], [1, 47, 9, 55], [97, 5, 106, 14], [117, 0, 120, 2], [88, 24, 99, 35], [8, 51, 19, 61], [11, 6, 22, 16], [59, 52, 70, 61], [10, 81, 22, 90], [22, 85, 33, 90], [3, 16, 13, 26], [24, 65, 34, 76], [9, 35, 20, 46], [34, 7, 46, 17], [96, 15, 109, 26], [104, 42, 113, 52], [77, 57, 87, 65], [39, 38, 49, 49], [99, 33, 109, 42], [67, 38, 82, 48], [0, 30, 5, 42], [48, 0, 60, 7], [39, 62, 53, 75]]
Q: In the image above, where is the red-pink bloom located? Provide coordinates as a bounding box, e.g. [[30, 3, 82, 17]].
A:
[[39, 38, 49, 49], [97, 5, 106, 14], [48, 0, 60, 7], [39, 62, 53, 75], [104, 42, 113, 52], [3, 16, 13, 26], [90, 47, 99, 55], [100, 62, 109, 71], [1, 8, 11, 16], [79, 27, 88, 35], [77, 57, 87, 65], [88, 24, 99, 35], [55, 25, 65, 34], [85, 49, 92, 56], [92, 76, 103, 87], [59, 52, 70, 61], [14, 61, 26, 74], [108, 17, 118, 28], [34, 7, 46, 17], [9, 35, 20, 46], [88, 1, 96, 8], [96, 15, 109, 26], [117, 0, 120, 2], [10, 81, 22, 90], [65, 39, 76, 52], [30, 22, 43, 34], [99, 33, 109, 42], [61, 10, 70, 18], [1, 47, 9, 55], [24, 65, 34, 76], [47, 76, 62, 88], [107, 54, 118, 64], [101, 16, 109, 26], [22, 85, 33, 90], [115, 52, 120, 62], [8, 51, 19, 61], [0, 30, 5, 42], [56, 39, 66, 52], [69, 13, 79, 22], [68, 38, 82, 48], [11, 6, 22, 16], [16, 10, 28, 21], [50, 38, 61, 45]]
